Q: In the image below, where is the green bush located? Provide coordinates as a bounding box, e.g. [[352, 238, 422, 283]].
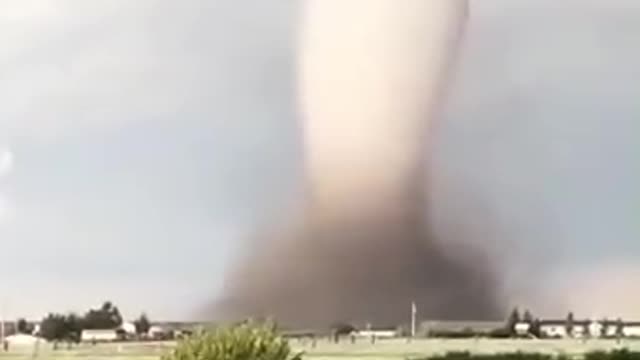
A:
[[162, 321, 303, 360]]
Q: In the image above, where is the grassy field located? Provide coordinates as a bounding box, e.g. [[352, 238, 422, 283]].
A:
[[1, 338, 640, 360], [292, 338, 640, 360]]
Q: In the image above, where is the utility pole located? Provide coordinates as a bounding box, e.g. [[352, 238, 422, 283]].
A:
[[410, 301, 417, 338]]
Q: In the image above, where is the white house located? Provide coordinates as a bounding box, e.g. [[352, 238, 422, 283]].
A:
[[5, 334, 42, 346]]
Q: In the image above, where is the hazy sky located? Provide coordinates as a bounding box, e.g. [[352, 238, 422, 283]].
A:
[[0, 0, 638, 320]]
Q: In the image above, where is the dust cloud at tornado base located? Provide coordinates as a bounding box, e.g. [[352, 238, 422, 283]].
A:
[[212, 0, 506, 328]]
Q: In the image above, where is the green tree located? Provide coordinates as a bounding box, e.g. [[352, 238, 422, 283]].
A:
[[565, 312, 575, 337], [40, 314, 68, 342], [615, 318, 624, 338], [530, 318, 541, 338], [134, 313, 151, 335], [602, 318, 610, 338], [584, 321, 591, 338], [83, 301, 123, 329], [523, 310, 534, 324], [506, 307, 521, 336], [330, 322, 356, 336], [64, 314, 84, 343], [16, 318, 31, 334]]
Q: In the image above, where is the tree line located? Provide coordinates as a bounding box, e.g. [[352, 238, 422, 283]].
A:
[[16, 301, 151, 343]]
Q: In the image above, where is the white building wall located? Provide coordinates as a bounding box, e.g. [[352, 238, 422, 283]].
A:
[[540, 325, 567, 338], [588, 322, 603, 338], [605, 326, 618, 337], [623, 326, 640, 338], [81, 330, 118, 342], [120, 322, 136, 335], [574, 325, 587, 338], [514, 323, 531, 336]]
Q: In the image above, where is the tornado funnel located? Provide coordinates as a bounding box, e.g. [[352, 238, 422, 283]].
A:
[[213, 0, 503, 328]]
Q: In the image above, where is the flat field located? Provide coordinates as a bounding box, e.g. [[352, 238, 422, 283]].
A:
[[2, 338, 640, 360], [293, 338, 640, 360]]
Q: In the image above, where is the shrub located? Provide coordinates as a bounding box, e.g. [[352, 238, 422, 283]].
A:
[[162, 321, 303, 360]]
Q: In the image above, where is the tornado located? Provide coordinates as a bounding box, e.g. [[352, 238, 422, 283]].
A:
[[214, 0, 503, 328]]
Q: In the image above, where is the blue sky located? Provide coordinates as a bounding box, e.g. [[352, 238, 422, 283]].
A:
[[0, 0, 638, 320]]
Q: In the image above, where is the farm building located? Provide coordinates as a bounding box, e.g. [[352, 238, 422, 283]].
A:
[[421, 320, 504, 337], [81, 329, 119, 343]]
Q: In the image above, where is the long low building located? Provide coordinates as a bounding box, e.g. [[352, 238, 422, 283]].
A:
[[80, 329, 120, 343], [421, 320, 505, 337]]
